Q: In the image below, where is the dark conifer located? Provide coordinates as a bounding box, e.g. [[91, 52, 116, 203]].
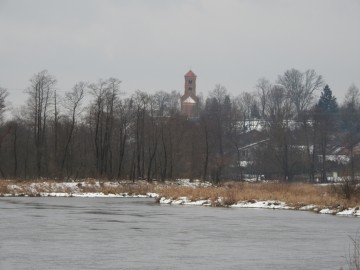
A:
[[316, 85, 338, 113]]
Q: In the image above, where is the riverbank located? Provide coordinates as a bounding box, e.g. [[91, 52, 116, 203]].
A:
[[0, 179, 158, 198], [1, 179, 359, 216], [157, 181, 360, 216]]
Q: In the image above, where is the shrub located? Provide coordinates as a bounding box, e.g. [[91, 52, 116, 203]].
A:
[[333, 177, 359, 200]]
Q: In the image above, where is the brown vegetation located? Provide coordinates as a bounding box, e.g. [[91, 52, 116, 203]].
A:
[[0, 179, 157, 196], [0, 180, 9, 194], [80, 181, 155, 195], [158, 182, 360, 209], [1, 179, 359, 211]]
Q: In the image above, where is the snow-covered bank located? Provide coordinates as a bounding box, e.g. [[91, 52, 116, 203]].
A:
[[159, 196, 360, 217], [2, 192, 159, 198], [230, 200, 291, 209], [0, 180, 159, 198], [319, 207, 360, 217], [0, 178, 208, 197], [159, 196, 210, 206], [1, 179, 360, 217]]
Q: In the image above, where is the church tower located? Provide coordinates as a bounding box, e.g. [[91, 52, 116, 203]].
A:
[[180, 70, 199, 118]]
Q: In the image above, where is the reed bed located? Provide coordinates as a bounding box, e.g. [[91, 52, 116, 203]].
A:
[[1, 179, 359, 210], [158, 182, 360, 209], [0, 180, 9, 194], [80, 181, 155, 195]]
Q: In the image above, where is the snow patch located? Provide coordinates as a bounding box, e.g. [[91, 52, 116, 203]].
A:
[[159, 197, 172, 204], [38, 192, 156, 198], [231, 200, 291, 210], [299, 204, 316, 210], [319, 208, 336, 214], [175, 179, 212, 188], [159, 196, 210, 206], [337, 208, 356, 216], [2, 181, 159, 198]]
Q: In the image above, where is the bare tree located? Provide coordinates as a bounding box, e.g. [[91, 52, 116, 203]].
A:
[[210, 84, 227, 104], [116, 98, 132, 179], [61, 82, 86, 176], [52, 90, 60, 173], [104, 78, 122, 177], [132, 90, 149, 180], [145, 96, 159, 182], [278, 69, 323, 117], [88, 78, 121, 177], [236, 91, 259, 131], [0, 86, 9, 122], [344, 84, 360, 110], [207, 84, 229, 183], [342, 84, 360, 181], [26, 70, 56, 177], [256, 78, 272, 119], [0, 87, 10, 178], [265, 85, 295, 181]]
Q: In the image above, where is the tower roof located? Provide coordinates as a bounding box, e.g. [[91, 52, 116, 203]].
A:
[[184, 70, 196, 77]]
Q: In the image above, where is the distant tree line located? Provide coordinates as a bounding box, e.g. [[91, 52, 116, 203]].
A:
[[0, 69, 359, 182]]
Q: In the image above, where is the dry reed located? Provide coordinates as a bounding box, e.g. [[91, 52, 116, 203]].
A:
[[1, 179, 359, 210], [158, 182, 360, 209]]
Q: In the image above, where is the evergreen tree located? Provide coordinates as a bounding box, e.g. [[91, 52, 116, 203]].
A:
[[316, 85, 338, 113], [315, 84, 339, 183]]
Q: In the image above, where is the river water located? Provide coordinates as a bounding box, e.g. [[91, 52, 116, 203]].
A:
[[0, 197, 359, 270]]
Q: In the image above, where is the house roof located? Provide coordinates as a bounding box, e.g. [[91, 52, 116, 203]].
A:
[[185, 70, 196, 77], [238, 139, 269, 150], [183, 96, 196, 104]]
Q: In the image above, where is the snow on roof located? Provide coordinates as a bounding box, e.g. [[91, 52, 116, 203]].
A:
[[183, 96, 196, 104], [325, 155, 350, 165], [238, 139, 270, 150]]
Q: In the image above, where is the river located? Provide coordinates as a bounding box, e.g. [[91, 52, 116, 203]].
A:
[[0, 197, 358, 269]]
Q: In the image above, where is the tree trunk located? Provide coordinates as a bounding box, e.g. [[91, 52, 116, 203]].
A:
[[202, 119, 209, 181]]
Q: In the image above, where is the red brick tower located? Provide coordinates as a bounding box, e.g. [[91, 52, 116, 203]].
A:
[[180, 70, 199, 118]]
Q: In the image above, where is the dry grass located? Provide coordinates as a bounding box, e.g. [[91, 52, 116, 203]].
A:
[[0, 180, 72, 195], [80, 182, 155, 195], [158, 182, 360, 209], [1, 179, 360, 210], [0, 179, 157, 196], [0, 180, 10, 194]]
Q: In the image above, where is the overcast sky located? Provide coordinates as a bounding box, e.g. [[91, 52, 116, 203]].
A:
[[1, 0, 359, 108]]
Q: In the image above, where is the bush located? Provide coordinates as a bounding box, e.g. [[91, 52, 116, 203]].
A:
[[335, 177, 359, 200]]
